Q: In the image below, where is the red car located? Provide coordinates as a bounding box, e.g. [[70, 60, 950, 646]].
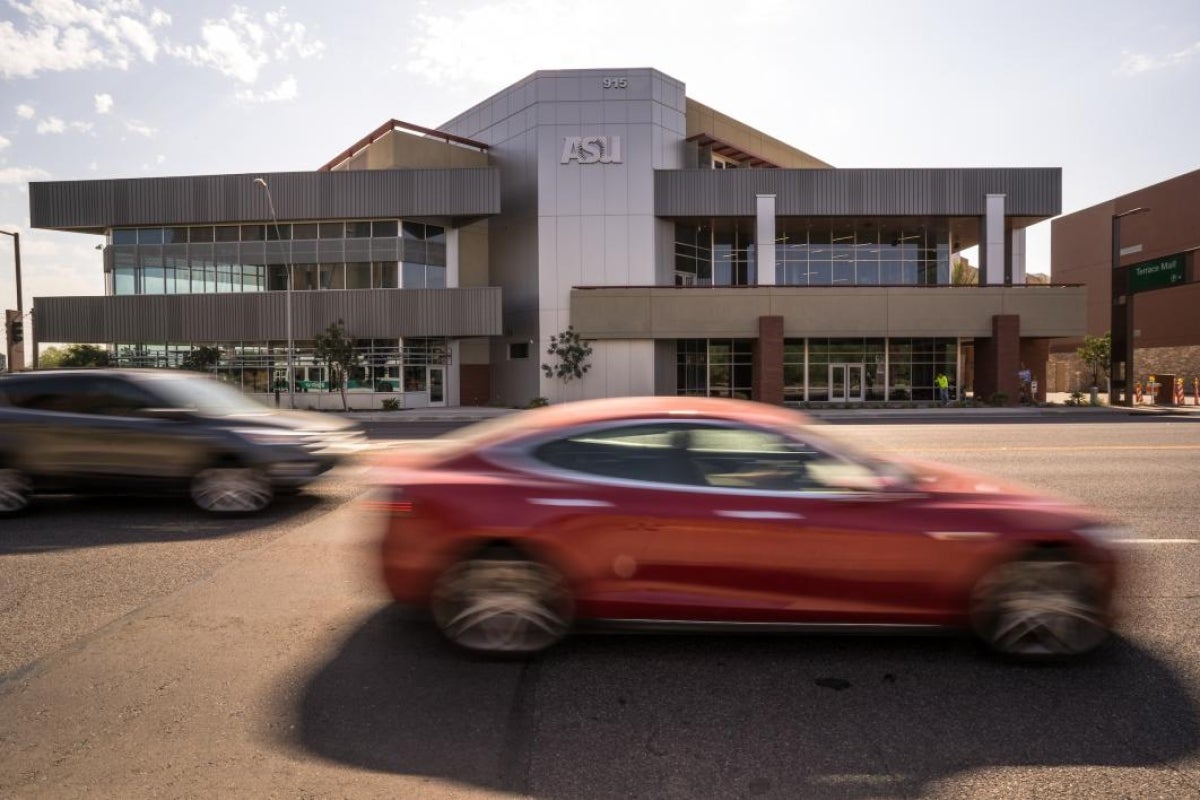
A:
[[374, 397, 1120, 661]]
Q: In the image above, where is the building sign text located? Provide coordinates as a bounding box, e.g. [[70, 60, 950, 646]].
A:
[[561, 136, 623, 165]]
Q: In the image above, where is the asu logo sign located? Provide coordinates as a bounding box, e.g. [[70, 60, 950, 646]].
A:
[[560, 136, 623, 165]]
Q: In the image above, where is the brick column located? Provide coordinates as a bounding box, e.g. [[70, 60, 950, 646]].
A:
[[975, 314, 1020, 405], [753, 315, 784, 405]]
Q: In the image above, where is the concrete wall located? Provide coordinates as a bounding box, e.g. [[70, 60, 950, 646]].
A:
[[685, 98, 831, 168], [341, 129, 491, 170], [571, 286, 1088, 340]]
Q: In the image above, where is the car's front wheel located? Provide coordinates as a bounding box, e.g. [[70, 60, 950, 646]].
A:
[[971, 552, 1109, 660], [430, 550, 572, 657], [190, 467, 273, 514], [0, 468, 32, 515]]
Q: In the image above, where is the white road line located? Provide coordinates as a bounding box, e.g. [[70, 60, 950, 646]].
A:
[[1112, 538, 1199, 544]]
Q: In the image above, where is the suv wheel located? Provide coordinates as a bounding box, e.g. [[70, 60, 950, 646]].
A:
[[0, 468, 32, 515], [191, 467, 272, 514]]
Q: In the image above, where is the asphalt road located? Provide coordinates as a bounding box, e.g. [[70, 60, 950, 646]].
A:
[[2, 417, 1199, 799]]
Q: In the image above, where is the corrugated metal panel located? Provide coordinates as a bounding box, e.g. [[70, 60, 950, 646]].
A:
[[30, 168, 502, 231], [654, 168, 1062, 217], [33, 288, 503, 343]]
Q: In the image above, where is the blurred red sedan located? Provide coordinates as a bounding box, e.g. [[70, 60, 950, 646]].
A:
[[374, 397, 1120, 661]]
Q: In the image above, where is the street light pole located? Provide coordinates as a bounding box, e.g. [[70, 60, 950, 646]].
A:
[[253, 178, 294, 410], [1110, 206, 1150, 406]]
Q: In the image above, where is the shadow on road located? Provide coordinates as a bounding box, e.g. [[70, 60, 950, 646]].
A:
[[291, 607, 1200, 799], [0, 492, 326, 555]]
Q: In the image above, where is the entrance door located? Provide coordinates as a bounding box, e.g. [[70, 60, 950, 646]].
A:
[[428, 366, 446, 406], [828, 363, 865, 402]]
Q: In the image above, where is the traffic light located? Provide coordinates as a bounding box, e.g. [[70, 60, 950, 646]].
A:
[[10, 319, 22, 344]]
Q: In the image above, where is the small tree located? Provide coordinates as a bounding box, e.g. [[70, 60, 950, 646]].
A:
[[314, 321, 359, 410], [1077, 332, 1111, 389], [541, 326, 593, 386], [38, 345, 67, 367], [59, 344, 111, 367], [180, 345, 222, 372]]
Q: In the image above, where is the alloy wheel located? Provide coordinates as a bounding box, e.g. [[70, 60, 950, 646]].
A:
[[972, 557, 1108, 659], [190, 468, 273, 514], [0, 469, 32, 514], [431, 557, 572, 656]]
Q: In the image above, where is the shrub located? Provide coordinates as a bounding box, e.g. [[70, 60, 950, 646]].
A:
[[1065, 390, 1085, 407], [528, 397, 550, 408], [380, 397, 401, 411], [988, 391, 1009, 407]]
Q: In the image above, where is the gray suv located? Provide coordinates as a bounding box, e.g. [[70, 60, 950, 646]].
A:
[[0, 369, 366, 514]]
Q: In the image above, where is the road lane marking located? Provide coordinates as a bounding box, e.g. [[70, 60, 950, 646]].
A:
[[896, 444, 1200, 453], [1112, 538, 1199, 544]]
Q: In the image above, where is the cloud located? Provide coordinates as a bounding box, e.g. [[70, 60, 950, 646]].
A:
[[36, 116, 65, 134], [95, 93, 114, 114], [0, 134, 9, 151], [124, 119, 156, 137], [1116, 41, 1200, 75], [0, 166, 50, 185], [35, 116, 92, 135], [236, 74, 297, 103], [0, 0, 171, 79], [16, 103, 35, 119], [167, 6, 324, 85]]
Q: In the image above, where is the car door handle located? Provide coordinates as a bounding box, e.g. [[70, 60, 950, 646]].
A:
[[715, 510, 805, 520], [528, 498, 614, 508]]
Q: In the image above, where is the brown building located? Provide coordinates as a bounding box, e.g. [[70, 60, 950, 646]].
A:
[[1050, 167, 1200, 393]]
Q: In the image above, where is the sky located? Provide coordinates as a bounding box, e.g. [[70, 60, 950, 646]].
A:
[[1, 0, 1199, 343]]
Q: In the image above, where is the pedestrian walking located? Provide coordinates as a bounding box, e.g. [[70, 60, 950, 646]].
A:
[[936, 372, 950, 405]]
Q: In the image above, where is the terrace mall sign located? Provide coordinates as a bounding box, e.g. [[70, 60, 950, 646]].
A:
[[1129, 252, 1187, 294]]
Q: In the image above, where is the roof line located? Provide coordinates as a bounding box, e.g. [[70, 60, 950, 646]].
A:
[[319, 119, 490, 171], [686, 132, 780, 169]]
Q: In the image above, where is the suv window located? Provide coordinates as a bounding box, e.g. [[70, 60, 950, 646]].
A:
[[2, 374, 161, 417]]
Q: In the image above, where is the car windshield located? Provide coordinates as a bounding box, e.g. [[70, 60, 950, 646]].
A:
[[144, 375, 271, 416]]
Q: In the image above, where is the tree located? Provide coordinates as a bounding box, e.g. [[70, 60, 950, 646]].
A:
[[180, 345, 222, 372], [1077, 332, 1111, 389], [59, 344, 110, 367], [951, 255, 978, 286], [314, 321, 359, 410], [541, 326, 593, 385], [38, 345, 67, 367]]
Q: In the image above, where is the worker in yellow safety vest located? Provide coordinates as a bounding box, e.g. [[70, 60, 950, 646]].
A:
[[936, 372, 950, 405]]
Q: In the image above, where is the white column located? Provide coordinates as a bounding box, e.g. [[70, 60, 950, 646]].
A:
[[446, 227, 460, 288], [1009, 227, 1026, 284], [756, 194, 777, 285], [983, 193, 1006, 285]]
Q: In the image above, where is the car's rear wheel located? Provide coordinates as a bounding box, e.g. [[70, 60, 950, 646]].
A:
[[0, 468, 32, 515], [190, 467, 273, 514], [971, 552, 1109, 660], [430, 549, 572, 657]]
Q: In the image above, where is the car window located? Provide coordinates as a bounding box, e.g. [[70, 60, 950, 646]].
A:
[[686, 425, 883, 493], [86, 377, 162, 417], [532, 423, 698, 485], [3, 375, 96, 414]]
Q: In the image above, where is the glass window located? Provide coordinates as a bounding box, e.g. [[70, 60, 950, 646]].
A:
[[189, 226, 214, 243], [292, 223, 318, 240], [114, 266, 135, 295], [402, 221, 426, 241], [373, 261, 398, 288], [266, 223, 291, 241], [345, 262, 372, 289], [533, 424, 697, 485], [372, 220, 398, 238], [347, 221, 372, 238], [214, 225, 239, 243], [319, 222, 344, 239], [320, 263, 344, 290], [113, 228, 137, 245], [216, 262, 236, 293], [402, 261, 425, 288], [241, 224, 265, 241], [268, 265, 290, 291], [242, 264, 265, 292], [137, 228, 164, 245], [509, 342, 530, 360], [293, 264, 319, 290], [164, 227, 189, 244], [426, 264, 447, 289]]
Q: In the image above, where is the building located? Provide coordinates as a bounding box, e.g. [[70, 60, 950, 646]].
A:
[[28, 68, 1082, 408], [1050, 167, 1200, 394]]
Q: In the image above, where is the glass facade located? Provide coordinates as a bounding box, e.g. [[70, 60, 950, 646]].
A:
[[679, 337, 958, 403], [677, 339, 754, 399], [106, 220, 447, 296], [674, 221, 951, 287]]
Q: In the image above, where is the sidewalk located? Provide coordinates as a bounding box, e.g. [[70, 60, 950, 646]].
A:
[[337, 397, 1200, 424]]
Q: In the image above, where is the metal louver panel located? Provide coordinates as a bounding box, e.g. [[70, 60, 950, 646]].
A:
[[33, 287, 503, 343]]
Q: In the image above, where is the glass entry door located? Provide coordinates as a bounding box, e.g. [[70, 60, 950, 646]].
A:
[[828, 363, 865, 402], [428, 366, 445, 406]]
